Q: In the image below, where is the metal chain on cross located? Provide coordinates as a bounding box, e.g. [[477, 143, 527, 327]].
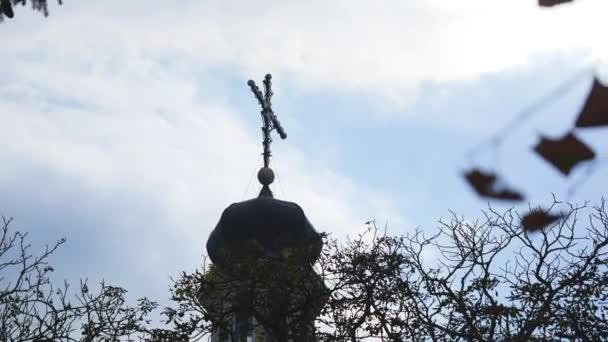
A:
[[247, 74, 287, 197]]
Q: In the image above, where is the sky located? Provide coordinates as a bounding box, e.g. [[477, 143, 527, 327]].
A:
[[1, 0, 607, 316]]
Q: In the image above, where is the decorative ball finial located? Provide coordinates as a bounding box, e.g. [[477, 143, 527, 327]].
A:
[[257, 167, 275, 186]]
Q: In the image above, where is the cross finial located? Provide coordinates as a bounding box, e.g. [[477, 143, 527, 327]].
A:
[[247, 74, 287, 197], [248, 74, 287, 168]]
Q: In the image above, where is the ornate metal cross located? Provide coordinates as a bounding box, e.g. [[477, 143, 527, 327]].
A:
[[247, 74, 287, 169]]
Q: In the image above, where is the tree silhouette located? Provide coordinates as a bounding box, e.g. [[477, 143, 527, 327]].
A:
[[0, 0, 62, 22], [164, 247, 328, 341], [169, 199, 608, 341], [4, 199, 607, 341], [318, 200, 608, 341], [0, 217, 157, 341]]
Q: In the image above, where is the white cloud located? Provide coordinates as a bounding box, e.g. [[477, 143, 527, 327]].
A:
[[0, 23, 406, 303], [0, 0, 603, 304], [4, 0, 607, 109]]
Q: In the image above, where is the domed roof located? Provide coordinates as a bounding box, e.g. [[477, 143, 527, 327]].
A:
[[206, 191, 322, 268], [207, 74, 322, 269]]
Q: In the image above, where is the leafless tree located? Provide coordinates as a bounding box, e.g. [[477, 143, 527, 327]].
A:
[[0, 0, 62, 21], [316, 223, 418, 342], [0, 216, 158, 341], [168, 199, 608, 341], [399, 199, 608, 341], [165, 245, 328, 341], [319, 199, 608, 341]]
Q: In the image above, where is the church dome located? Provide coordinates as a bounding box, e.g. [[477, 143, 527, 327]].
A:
[[206, 74, 322, 269], [202, 75, 328, 342], [206, 190, 322, 268]]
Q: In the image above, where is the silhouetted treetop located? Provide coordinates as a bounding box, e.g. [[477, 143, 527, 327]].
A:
[[0, 0, 63, 22]]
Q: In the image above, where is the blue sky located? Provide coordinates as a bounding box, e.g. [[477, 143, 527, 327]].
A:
[[1, 0, 607, 313]]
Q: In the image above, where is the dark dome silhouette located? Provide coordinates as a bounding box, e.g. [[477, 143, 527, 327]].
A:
[[206, 190, 322, 268], [203, 75, 327, 341]]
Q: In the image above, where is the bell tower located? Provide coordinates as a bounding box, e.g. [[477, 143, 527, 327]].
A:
[[202, 75, 327, 342]]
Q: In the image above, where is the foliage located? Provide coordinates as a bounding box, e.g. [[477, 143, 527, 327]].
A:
[[318, 199, 608, 341], [0, 216, 157, 341], [0, 0, 63, 22], [165, 246, 328, 341], [169, 199, 608, 341], [4, 198, 607, 341], [316, 223, 418, 341]]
